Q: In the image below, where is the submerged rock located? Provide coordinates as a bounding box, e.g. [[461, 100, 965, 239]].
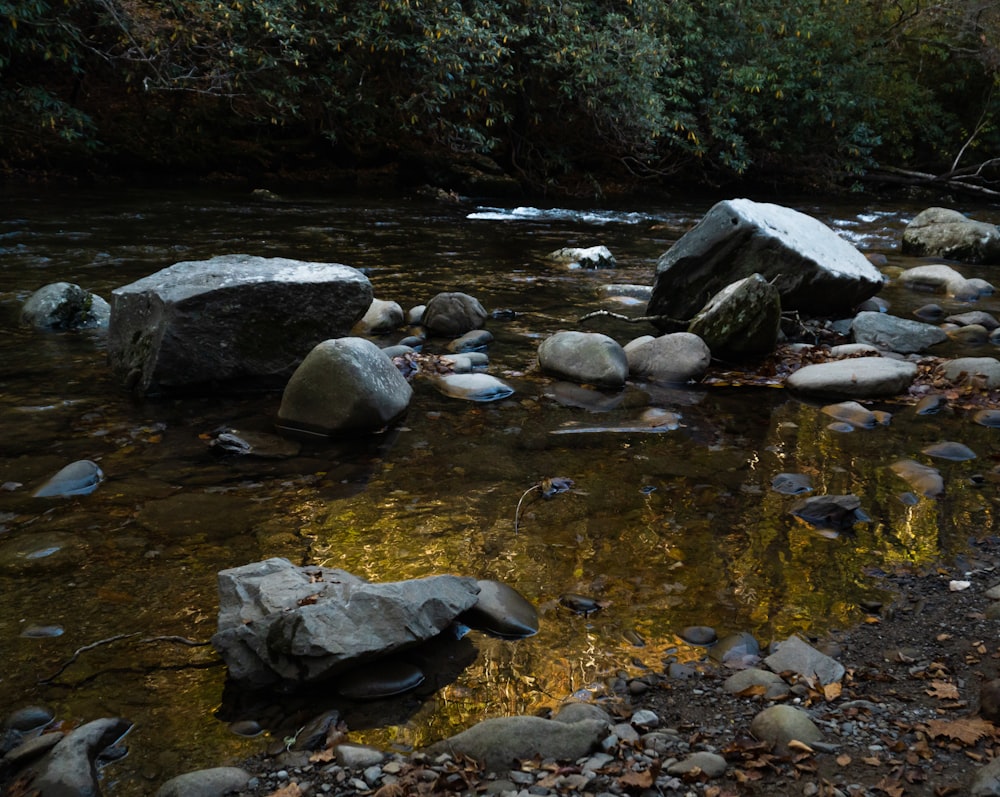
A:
[[460, 580, 539, 639], [922, 441, 976, 461], [336, 660, 426, 700], [21, 282, 110, 330], [789, 495, 869, 532], [33, 460, 105, 498], [770, 473, 813, 495], [820, 401, 879, 429], [890, 459, 945, 498]]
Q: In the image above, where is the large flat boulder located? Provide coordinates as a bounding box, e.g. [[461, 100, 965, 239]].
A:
[[211, 558, 481, 687], [108, 255, 373, 395], [647, 199, 884, 328]]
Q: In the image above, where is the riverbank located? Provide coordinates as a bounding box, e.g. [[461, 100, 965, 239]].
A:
[[226, 534, 1000, 797]]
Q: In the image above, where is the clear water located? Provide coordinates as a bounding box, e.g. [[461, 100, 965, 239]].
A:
[[1, 188, 998, 795]]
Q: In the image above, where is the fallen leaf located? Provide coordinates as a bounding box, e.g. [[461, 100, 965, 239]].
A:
[[824, 681, 843, 701], [862, 756, 882, 766], [925, 717, 996, 745], [836, 754, 852, 767], [267, 785, 303, 797], [875, 776, 905, 797], [618, 769, 654, 788], [926, 680, 960, 700], [308, 748, 335, 763], [787, 739, 815, 754], [373, 785, 406, 797]]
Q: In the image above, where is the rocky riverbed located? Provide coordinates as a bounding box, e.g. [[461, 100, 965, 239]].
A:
[[219, 534, 1000, 797]]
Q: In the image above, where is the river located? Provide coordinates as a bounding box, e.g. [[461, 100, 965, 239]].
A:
[[1, 187, 998, 795]]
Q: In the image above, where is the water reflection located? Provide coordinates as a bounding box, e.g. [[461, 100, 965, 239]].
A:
[[1, 189, 998, 795]]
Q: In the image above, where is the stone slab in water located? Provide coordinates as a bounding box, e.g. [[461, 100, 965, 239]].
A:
[[785, 357, 917, 398], [108, 255, 373, 395]]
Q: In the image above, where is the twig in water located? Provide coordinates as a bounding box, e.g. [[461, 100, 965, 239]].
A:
[[514, 484, 541, 535], [39, 633, 211, 684]]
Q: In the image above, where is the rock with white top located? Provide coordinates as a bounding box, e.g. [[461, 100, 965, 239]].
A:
[[108, 255, 373, 395], [547, 246, 616, 269], [647, 199, 885, 328]]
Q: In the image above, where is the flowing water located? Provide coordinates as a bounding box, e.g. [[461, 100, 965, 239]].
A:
[[1, 187, 999, 795]]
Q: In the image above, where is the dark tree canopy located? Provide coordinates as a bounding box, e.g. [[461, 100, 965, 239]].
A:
[[2, 0, 998, 194]]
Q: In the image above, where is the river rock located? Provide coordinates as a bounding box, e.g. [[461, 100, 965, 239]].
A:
[[851, 311, 947, 354], [786, 356, 917, 398], [21, 282, 110, 330], [901, 207, 1000, 264], [789, 495, 868, 533], [821, 401, 878, 429], [336, 660, 425, 700], [427, 373, 514, 402], [353, 298, 404, 334], [277, 337, 413, 436], [426, 716, 608, 771], [940, 357, 1000, 388], [460, 580, 539, 638], [448, 329, 493, 352], [553, 703, 613, 725], [538, 331, 628, 387], [625, 332, 711, 384], [210, 558, 481, 687], [890, 459, 944, 498], [687, 273, 781, 356], [155, 766, 251, 797], [770, 473, 812, 495], [547, 246, 616, 269], [970, 755, 1000, 796], [723, 668, 790, 699], [667, 751, 728, 778], [108, 255, 372, 394], [33, 460, 105, 498], [897, 263, 991, 300], [750, 705, 822, 754], [421, 292, 487, 336], [948, 324, 990, 345], [765, 635, 845, 685], [922, 441, 976, 461], [28, 717, 132, 797], [646, 199, 884, 327], [947, 310, 999, 330]]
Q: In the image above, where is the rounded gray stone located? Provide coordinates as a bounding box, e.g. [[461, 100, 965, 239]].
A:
[[626, 332, 711, 384], [786, 357, 917, 398], [538, 331, 628, 387], [155, 767, 251, 797], [750, 705, 822, 754]]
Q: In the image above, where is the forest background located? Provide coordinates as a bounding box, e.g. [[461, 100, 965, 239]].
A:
[[1, 0, 998, 197]]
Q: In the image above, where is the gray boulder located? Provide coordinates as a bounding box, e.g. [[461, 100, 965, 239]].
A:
[[940, 357, 1000, 388], [108, 255, 372, 395], [547, 246, 616, 269], [749, 705, 822, 755], [353, 298, 404, 334], [764, 635, 845, 685], [647, 199, 884, 327], [155, 767, 250, 797], [901, 207, 1000, 264], [277, 337, 413, 436], [786, 357, 917, 398], [851, 311, 947, 354], [33, 459, 105, 498], [687, 273, 781, 356], [896, 264, 991, 300], [210, 558, 480, 687], [21, 282, 110, 330], [538, 331, 628, 387], [28, 717, 132, 797], [625, 332, 711, 384], [422, 292, 487, 336], [426, 715, 608, 771], [427, 373, 514, 402]]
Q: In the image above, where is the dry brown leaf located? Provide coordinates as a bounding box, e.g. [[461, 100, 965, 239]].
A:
[[618, 769, 655, 788], [373, 785, 407, 797], [736, 684, 768, 698], [824, 681, 843, 701], [787, 739, 815, 754], [862, 756, 882, 766], [267, 785, 303, 797], [927, 680, 960, 700], [926, 717, 995, 745], [308, 748, 335, 763], [836, 754, 852, 767], [875, 777, 905, 797]]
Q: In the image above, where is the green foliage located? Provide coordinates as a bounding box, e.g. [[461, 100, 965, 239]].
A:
[[1, 0, 997, 190]]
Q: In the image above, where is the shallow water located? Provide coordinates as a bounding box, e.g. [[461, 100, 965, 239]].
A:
[[1, 188, 999, 794]]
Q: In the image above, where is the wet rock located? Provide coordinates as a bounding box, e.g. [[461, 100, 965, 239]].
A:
[[851, 311, 947, 354], [439, 352, 487, 373], [901, 207, 1000, 264], [710, 632, 762, 667], [207, 428, 301, 459], [538, 331, 628, 388], [559, 594, 602, 615], [29, 717, 132, 797], [897, 263, 993, 299], [624, 332, 711, 384], [974, 410, 1000, 428], [545, 381, 624, 411], [0, 531, 83, 574], [427, 373, 514, 402], [277, 337, 413, 436], [723, 668, 790, 699], [750, 705, 822, 754], [680, 626, 717, 645], [210, 558, 481, 687], [947, 310, 1000, 330], [447, 329, 493, 353], [21, 282, 110, 330], [4, 706, 54, 732], [421, 292, 487, 336], [337, 660, 425, 700], [32, 460, 105, 498], [922, 441, 976, 461], [547, 246, 616, 269], [687, 273, 781, 356], [667, 751, 727, 778], [765, 635, 845, 685], [20, 625, 63, 638], [948, 324, 990, 345], [227, 720, 263, 738], [891, 459, 945, 498], [460, 580, 539, 639], [334, 744, 385, 769], [789, 495, 869, 533], [426, 716, 608, 772], [108, 255, 372, 395], [647, 199, 883, 326], [913, 303, 946, 322], [915, 394, 948, 415], [785, 357, 917, 398], [154, 766, 250, 797], [940, 357, 1000, 388], [353, 298, 404, 335], [771, 473, 813, 495], [821, 400, 879, 429]]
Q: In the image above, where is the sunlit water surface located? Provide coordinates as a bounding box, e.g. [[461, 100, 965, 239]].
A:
[[1, 188, 998, 795]]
